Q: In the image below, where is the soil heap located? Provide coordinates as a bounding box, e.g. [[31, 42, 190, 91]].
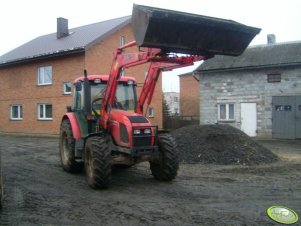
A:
[[171, 124, 279, 165]]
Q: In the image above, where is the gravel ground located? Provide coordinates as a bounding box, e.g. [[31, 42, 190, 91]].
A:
[[0, 134, 300, 225]]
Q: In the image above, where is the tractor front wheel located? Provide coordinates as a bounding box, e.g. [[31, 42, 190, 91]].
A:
[[150, 133, 179, 181], [85, 136, 111, 189], [59, 119, 83, 173]]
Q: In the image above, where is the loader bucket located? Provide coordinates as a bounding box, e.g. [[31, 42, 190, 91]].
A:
[[132, 4, 261, 56]]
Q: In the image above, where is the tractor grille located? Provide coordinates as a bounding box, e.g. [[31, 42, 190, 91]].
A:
[[132, 126, 158, 148], [133, 136, 152, 147]]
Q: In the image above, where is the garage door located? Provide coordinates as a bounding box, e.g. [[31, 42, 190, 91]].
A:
[[272, 96, 301, 139]]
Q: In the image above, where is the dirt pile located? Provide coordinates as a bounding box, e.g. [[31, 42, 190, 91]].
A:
[[172, 124, 279, 165]]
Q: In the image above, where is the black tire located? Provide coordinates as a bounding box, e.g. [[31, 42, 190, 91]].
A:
[[59, 119, 83, 173], [150, 133, 179, 181], [85, 136, 111, 189], [112, 164, 132, 170]]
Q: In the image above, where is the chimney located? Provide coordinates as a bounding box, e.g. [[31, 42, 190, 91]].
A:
[[267, 34, 276, 45], [57, 17, 69, 39]]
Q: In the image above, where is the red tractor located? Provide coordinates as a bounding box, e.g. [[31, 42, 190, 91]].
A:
[[59, 5, 260, 188]]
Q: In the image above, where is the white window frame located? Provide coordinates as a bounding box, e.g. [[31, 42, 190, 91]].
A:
[[63, 82, 72, 94], [120, 35, 125, 46], [38, 104, 53, 120], [10, 104, 23, 120], [148, 107, 154, 118], [37, 66, 52, 86], [218, 103, 235, 121]]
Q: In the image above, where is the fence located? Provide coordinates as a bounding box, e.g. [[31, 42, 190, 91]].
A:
[[163, 115, 200, 130]]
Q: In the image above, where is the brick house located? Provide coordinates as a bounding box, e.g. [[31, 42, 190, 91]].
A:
[[0, 17, 163, 135], [178, 72, 200, 117], [195, 38, 301, 139]]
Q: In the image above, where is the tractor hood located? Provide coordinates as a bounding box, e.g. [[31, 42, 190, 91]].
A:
[[132, 4, 261, 56], [109, 109, 151, 127], [108, 109, 153, 148]]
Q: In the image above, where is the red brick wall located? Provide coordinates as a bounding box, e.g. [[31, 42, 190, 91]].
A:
[[0, 54, 85, 135], [0, 23, 163, 135], [179, 74, 200, 116]]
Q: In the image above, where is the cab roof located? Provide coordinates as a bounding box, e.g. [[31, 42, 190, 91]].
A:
[[74, 75, 137, 83]]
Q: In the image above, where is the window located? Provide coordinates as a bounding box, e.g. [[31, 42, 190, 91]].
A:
[[121, 68, 125, 77], [284, 105, 292, 111], [275, 105, 283, 111], [10, 105, 23, 120], [115, 82, 136, 111], [174, 108, 179, 115], [218, 103, 235, 121], [74, 90, 83, 110], [174, 96, 178, 102], [38, 104, 52, 120], [267, 73, 281, 83], [37, 66, 52, 85], [148, 107, 154, 118], [120, 35, 125, 46], [276, 105, 292, 111], [64, 82, 72, 94]]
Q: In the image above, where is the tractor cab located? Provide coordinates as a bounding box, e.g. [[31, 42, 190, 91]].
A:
[[72, 75, 138, 137]]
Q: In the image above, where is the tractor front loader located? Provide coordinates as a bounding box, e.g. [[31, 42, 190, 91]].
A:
[[59, 4, 260, 189]]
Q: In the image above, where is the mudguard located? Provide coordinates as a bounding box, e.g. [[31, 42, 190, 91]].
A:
[[63, 113, 81, 140]]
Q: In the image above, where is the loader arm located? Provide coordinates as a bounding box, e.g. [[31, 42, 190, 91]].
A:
[[100, 41, 160, 129], [100, 41, 207, 129], [100, 4, 260, 129], [136, 55, 207, 116]]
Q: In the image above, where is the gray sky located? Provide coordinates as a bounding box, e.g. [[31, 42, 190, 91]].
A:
[[1, 0, 300, 91]]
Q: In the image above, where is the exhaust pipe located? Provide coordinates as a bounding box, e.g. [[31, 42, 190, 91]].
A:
[[83, 69, 91, 116], [132, 4, 260, 56]]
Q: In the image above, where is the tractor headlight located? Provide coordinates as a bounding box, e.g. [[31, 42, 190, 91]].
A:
[[133, 129, 141, 135], [144, 128, 151, 134]]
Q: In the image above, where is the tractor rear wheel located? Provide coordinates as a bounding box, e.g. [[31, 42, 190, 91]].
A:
[[150, 133, 179, 181], [85, 136, 111, 189], [59, 119, 83, 173]]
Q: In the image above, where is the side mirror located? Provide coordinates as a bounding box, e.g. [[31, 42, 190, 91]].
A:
[[75, 82, 82, 91]]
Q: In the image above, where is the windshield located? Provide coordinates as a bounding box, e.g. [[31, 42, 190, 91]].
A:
[[91, 83, 106, 100], [90, 82, 137, 111], [114, 83, 137, 111]]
